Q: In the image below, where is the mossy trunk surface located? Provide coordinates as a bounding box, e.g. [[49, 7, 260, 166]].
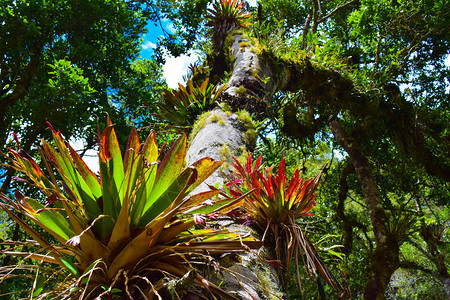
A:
[[186, 109, 282, 299], [185, 32, 288, 300], [329, 119, 399, 299]]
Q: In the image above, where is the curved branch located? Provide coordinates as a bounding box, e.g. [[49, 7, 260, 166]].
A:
[[399, 260, 435, 276], [0, 50, 41, 125], [318, 0, 359, 24], [329, 118, 389, 245]]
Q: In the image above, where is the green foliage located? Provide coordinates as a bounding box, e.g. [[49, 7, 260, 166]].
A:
[[234, 85, 247, 94], [152, 0, 210, 61], [1, 0, 449, 297], [188, 111, 212, 144], [387, 269, 448, 300], [257, 0, 309, 34], [206, 0, 252, 49], [156, 78, 226, 131], [206, 0, 251, 30], [242, 129, 257, 145], [219, 143, 233, 161], [0, 0, 153, 174], [250, 19, 287, 55], [109, 59, 168, 129], [237, 109, 256, 129], [0, 119, 261, 298]]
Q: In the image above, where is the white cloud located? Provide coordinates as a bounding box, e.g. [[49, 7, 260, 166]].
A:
[[164, 21, 176, 34], [247, 0, 257, 7], [70, 138, 100, 175], [142, 41, 156, 50], [163, 51, 199, 89]]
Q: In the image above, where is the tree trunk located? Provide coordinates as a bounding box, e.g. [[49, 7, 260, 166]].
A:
[[184, 30, 293, 299], [328, 119, 399, 299], [196, 21, 404, 298], [186, 109, 283, 299]]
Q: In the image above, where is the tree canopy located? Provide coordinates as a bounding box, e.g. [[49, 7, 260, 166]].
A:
[[0, 0, 449, 299]]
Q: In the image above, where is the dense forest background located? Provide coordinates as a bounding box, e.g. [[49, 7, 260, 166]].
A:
[[0, 0, 449, 299]]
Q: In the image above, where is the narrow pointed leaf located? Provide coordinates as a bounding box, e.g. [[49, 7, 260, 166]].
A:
[[0, 199, 59, 256], [186, 157, 223, 193], [68, 144, 101, 199], [138, 167, 197, 227], [25, 198, 73, 242], [3, 252, 60, 264], [144, 134, 187, 213]]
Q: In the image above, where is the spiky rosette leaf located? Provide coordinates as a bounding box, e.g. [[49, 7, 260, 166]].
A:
[[206, 0, 251, 29], [0, 119, 261, 299], [156, 77, 226, 130], [206, 0, 252, 49], [228, 154, 343, 293]]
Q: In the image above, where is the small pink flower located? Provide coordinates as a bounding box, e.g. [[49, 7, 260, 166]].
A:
[[193, 214, 206, 226], [226, 179, 244, 187], [208, 213, 218, 219], [203, 199, 215, 206], [66, 235, 80, 246]]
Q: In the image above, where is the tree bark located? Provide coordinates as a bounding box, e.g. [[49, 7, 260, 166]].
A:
[[221, 33, 288, 117], [186, 109, 283, 299], [336, 162, 355, 255], [329, 118, 399, 300], [184, 30, 292, 299], [196, 16, 411, 298]]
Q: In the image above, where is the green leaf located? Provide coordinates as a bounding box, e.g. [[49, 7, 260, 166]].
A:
[[327, 249, 345, 260], [138, 167, 197, 227], [144, 134, 187, 213], [68, 143, 102, 199], [99, 119, 125, 208], [97, 119, 126, 237], [60, 257, 80, 277], [42, 139, 101, 219], [186, 157, 223, 194], [130, 164, 157, 226], [79, 258, 103, 285], [32, 272, 44, 297], [82, 258, 102, 276], [26, 198, 73, 242]]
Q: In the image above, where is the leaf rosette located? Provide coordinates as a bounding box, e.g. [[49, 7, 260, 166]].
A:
[[227, 154, 343, 294], [0, 118, 261, 299]]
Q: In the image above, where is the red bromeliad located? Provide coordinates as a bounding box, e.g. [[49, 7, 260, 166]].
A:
[[230, 154, 319, 227], [228, 154, 343, 295]]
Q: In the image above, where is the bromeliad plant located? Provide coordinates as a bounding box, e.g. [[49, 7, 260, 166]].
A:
[[156, 78, 226, 131], [0, 118, 261, 299], [227, 154, 343, 295], [206, 0, 252, 49]]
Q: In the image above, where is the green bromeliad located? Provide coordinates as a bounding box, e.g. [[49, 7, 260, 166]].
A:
[[0, 117, 261, 299], [156, 78, 226, 131]]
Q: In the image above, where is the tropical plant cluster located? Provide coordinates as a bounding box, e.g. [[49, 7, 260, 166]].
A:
[[156, 78, 226, 131], [0, 119, 263, 299], [1, 0, 448, 299], [227, 155, 345, 297]]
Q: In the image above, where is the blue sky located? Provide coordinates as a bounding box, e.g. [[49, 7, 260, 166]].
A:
[[139, 20, 199, 89], [138, 0, 258, 89]]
